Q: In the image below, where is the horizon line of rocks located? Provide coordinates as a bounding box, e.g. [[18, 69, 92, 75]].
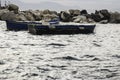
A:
[[0, 4, 120, 23]]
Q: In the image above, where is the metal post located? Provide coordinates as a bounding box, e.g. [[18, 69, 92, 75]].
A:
[[5, 0, 7, 7], [0, 0, 1, 9], [8, 0, 10, 5]]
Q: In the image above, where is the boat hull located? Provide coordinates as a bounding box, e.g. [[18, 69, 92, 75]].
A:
[[6, 21, 41, 31], [28, 24, 96, 35]]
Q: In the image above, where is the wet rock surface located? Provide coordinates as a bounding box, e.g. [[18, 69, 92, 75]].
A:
[[0, 21, 120, 80]]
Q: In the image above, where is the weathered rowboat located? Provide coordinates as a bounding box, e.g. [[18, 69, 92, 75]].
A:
[[6, 20, 41, 31], [6, 20, 96, 34], [28, 23, 96, 35]]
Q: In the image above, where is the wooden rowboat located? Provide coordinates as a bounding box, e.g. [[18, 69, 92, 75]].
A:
[[6, 20, 41, 31], [28, 23, 96, 35]]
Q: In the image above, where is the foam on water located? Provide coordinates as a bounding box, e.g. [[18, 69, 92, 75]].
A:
[[0, 21, 120, 80]]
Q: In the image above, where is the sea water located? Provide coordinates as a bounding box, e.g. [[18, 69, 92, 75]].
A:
[[0, 21, 120, 80]]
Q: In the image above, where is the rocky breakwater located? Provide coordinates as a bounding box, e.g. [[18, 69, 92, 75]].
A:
[[0, 4, 120, 23]]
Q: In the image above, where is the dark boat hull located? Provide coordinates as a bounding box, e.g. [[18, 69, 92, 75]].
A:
[[28, 24, 96, 35], [6, 21, 41, 31]]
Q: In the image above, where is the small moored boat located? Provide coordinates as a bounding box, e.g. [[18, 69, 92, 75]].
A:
[[6, 20, 42, 31], [28, 22, 96, 35]]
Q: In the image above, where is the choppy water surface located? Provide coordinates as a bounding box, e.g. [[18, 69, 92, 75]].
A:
[[0, 21, 120, 80]]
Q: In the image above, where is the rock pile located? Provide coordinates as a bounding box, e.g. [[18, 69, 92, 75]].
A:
[[91, 10, 110, 23], [0, 4, 120, 23]]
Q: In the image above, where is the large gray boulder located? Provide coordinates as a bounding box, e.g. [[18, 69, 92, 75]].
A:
[[30, 10, 42, 21], [16, 12, 28, 21], [42, 9, 51, 14], [87, 18, 95, 23], [60, 11, 71, 22], [8, 4, 19, 13], [50, 11, 58, 15], [23, 10, 35, 21], [1, 11, 18, 21], [99, 9, 111, 20], [0, 9, 9, 20], [80, 10, 88, 15], [42, 14, 58, 22], [73, 15, 88, 23], [41, 10, 58, 21], [110, 12, 120, 23], [25, 12, 35, 21], [1, 11, 34, 21], [91, 10, 110, 22], [99, 20, 108, 24], [69, 9, 80, 16], [91, 13, 102, 22]]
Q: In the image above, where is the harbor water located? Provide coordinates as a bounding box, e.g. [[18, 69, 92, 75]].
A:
[[0, 21, 120, 80]]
